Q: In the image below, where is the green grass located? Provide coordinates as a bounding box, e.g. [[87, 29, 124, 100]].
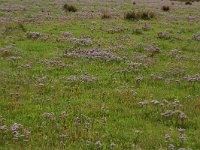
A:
[[0, 0, 200, 149]]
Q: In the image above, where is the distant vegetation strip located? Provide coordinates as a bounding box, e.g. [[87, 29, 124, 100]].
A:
[[171, 0, 200, 2]]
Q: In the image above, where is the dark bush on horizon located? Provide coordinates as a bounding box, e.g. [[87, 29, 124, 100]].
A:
[[162, 6, 170, 11], [185, 1, 192, 5], [101, 12, 111, 19], [63, 4, 77, 12], [124, 10, 155, 20]]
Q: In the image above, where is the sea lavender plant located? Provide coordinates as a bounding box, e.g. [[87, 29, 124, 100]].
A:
[[161, 110, 174, 117], [138, 100, 148, 107], [27, 32, 41, 39]]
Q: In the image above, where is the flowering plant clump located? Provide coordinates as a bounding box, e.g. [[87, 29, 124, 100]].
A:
[[63, 48, 121, 61]]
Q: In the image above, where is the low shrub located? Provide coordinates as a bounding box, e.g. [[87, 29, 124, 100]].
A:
[[148, 11, 156, 18], [18, 23, 26, 32], [124, 10, 155, 21], [63, 4, 77, 12], [185, 1, 192, 5], [101, 12, 111, 19], [124, 11, 138, 20], [162, 6, 170, 11], [141, 11, 149, 20]]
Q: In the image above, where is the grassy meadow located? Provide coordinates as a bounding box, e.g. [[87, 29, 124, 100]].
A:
[[0, 0, 200, 149]]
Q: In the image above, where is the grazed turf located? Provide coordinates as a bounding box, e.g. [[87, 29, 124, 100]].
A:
[[0, 0, 200, 149]]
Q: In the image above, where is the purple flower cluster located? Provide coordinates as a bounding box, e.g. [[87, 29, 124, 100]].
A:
[[157, 31, 171, 39], [11, 123, 23, 132], [135, 55, 153, 64], [95, 141, 102, 148], [0, 46, 16, 57], [150, 74, 164, 81], [149, 72, 200, 85], [18, 64, 32, 69], [138, 100, 148, 107], [183, 74, 200, 83], [161, 110, 175, 117], [135, 130, 143, 135], [138, 99, 187, 121], [164, 128, 189, 150], [70, 37, 93, 46], [192, 32, 200, 41], [68, 74, 97, 82], [61, 32, 92, 46], [145, 46, 160, 55], [63, 48, 121, 61], [42, 112, 55, 120], [43, 58, 66, 69], [107, 27, 128, 34], [161, 110, 187, 120], [135, 76, 143, 83], [27, 32, 41, 40], [0, 125, 7, 134], [8, 56, 22, 61], [75, 10, 101, 19], [61, 32, 73, 39], [10, 123, 31, 140]]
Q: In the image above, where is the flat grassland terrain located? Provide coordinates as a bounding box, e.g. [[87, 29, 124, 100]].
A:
[[0, 0, 200, 149]]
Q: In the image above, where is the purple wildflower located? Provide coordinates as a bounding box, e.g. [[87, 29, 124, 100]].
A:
[[138, 100, 148, 107], [11, 123, 23, 132], [161, 110, 174, 117], [95, 141, 102, 148]]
